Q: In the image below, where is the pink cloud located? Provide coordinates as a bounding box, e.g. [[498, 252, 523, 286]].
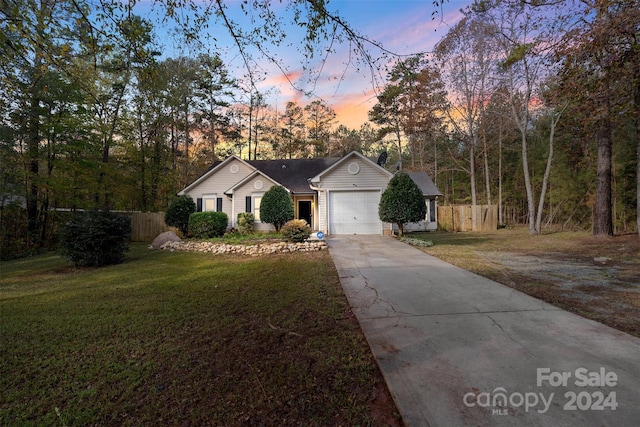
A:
[[241, 2, 469, 130]]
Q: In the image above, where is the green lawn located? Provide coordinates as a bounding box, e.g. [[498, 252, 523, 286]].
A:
[[1, 245, 399, 426]]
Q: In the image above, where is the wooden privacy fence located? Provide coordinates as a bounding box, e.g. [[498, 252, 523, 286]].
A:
[[437, 205, 498, 232], [121, 212, 169, 242]]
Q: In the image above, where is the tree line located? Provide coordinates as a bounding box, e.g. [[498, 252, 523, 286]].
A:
[[1, 0, 638, 257], [370, 0, 638, 237]]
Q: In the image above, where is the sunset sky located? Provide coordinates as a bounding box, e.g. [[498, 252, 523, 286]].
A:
[[145, 0, 472, 129]]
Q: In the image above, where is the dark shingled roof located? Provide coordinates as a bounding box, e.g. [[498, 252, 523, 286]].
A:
[[406, 171, 442, 197], [198, 160, 222, 176], [247, 157, 341, 194]]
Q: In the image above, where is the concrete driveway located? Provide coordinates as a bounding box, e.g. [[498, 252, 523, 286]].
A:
[[327, 235, 640, 427]]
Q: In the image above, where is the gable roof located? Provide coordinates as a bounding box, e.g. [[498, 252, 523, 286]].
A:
[[177, 156, 253, 195], [178, 152, 443, 198], [309, 151, 393, 183], [248, 157, 341, 194], [224, 169, 283, 195], [406, 171, 442, 197]]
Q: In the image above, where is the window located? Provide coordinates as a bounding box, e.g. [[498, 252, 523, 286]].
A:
[[246, 194, 263, 221], [428, 199, 436, 222], [204, 197, 216, 212], [253, 195, 262, 221], [424, 200, 430, 222], [203, 195, 222, 212]]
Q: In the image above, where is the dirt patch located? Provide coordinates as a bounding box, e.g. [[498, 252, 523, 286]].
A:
[[419, 230, 640, 338], [476, 247, 640, 337]]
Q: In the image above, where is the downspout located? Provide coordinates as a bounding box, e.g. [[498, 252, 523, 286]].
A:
[[225, 190, 235, 229], [308, 182, 325, 234]]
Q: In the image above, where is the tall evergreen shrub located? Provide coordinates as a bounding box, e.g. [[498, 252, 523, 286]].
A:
[[165, 196, 196, 235], [260, 186, 294, 231], [58, 210, 131, 267], [378, 172, 426, 236]]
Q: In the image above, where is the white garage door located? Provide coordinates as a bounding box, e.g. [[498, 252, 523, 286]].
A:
[[329, 191, 382, 234]]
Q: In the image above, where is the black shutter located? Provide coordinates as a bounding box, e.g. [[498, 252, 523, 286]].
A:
[[246, 196, 252, 213], [196, 198, 203, 212], [216, 197, 223, 212]]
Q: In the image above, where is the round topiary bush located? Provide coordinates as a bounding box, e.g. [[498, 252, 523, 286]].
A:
[[260, 186, 294, 232], [58, 210, 131, 267], [189, 211, 228, 238], [281, 219, 311, 243], [165, 196, 196, 235]]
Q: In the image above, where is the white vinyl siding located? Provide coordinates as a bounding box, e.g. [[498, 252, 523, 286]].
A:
[[401, 198, 439, 232], [185, 158, 253, 228], [314, 154, 391, 235], [187, 159, 253, 196], [317, 190, 328, 233], [231, 177, 276, 231], [314, 158, 390, 190]]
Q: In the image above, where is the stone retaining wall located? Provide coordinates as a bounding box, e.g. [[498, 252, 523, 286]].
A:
[[160, 240, 327, 256]]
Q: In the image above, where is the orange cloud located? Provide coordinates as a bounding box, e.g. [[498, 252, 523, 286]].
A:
[[330, 88, 379, 129], [262, 69, 304, 88]]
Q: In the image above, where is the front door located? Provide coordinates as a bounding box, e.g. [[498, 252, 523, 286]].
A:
[[298, 200, 312, 226]]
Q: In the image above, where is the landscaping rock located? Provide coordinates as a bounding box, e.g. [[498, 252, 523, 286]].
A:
[[159, 239, 327, 256], [150, 231, 182, 249]]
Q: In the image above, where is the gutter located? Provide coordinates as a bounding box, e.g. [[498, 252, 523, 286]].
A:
[[308, 181, 325, 234]]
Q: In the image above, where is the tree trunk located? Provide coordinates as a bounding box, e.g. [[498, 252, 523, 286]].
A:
[[521, 132, 537, 234], [171, 111, 177, 172], [26, 4, 47, 247], [636, 118, 639, 238], [591, 2, 615, 237], [470, 136, 477, 206], [248, 96, 253, 160], [636, 101, 640, 238], [210, 102, 217, 163], [636, 62, 640, 238], [483, 133, 491, 206], [253, 121, 258, 160], [26, 75, 41, 246], [395, 119, 403, 170], [535, 114, 557, 233], [184, 96, 190, 180], [138, 111, 147, 211], [498, 125, 503, 225], [593, 87, 614, 236]]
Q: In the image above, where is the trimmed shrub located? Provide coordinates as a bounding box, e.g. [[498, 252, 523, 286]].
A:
[[281, 219, 311, 243], [237, 212, 254, 235], [189, 211, 228, 238], [165, 196, 196, 235], [58, 210, 131, 267], [379, 172, 427, 237], [260, 186, 294, 231]]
